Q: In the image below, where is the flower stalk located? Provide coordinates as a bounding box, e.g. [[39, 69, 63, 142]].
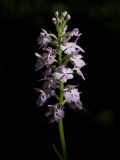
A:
[[57, 18, 67, 160], [34, 11, 86, 160], [58, 119, 67, 160]]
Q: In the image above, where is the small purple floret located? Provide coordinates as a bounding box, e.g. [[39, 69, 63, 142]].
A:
[[64, 85, 80, 103], [45, 104, 65, 123], [37, 29, 52, 48], [53, 66, 73, 82]]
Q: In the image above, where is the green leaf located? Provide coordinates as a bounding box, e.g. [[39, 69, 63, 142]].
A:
[[51, 58, 58, 63], [53, 143, 64, 160], [49, 34, 59, 40], [60, 32, 71, 39], [62, 99, 67, 106], [61, 21, 67, 32], [49, 41, 57, 47], [62, 54, 72, 62], [54, 94, 60, 100], [64, 85, 69, 89], [77, 101, 87, 111], [62, 57, 70, 65], [59, 75, 64, 81], [52, 49, 58, 53]]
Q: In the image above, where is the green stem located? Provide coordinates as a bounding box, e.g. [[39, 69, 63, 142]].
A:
[[55, 21, 67, 160], [58, 46, 67, 160], [53, 143, 64, 160], [58, 120, 67, 160], [59, 81, 64, 107]]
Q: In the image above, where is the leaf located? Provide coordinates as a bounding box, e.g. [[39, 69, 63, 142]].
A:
[[59, 75, 64, 81], [60, 32, 71, 39], [62, 57, 70, 65], [62, 54, 72, 65], [62, 99, 67, 106], [53, 143, 64, 160], [77, 101, 87, 111], [51, 58, 58, 63], [49, 41, 57, 47], [62, 54, 72, 62], [54, 94, 60, 100], [64, 85, 69, 89], [49, 34, 59, 40]]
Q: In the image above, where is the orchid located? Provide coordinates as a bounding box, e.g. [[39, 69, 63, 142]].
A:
[[60, 42, 84, 55], [45, 104, 65, 123], [37, 29, 52, 48], [34, 11, 87, 160], [53, 66, 73, 83], [35, 88, 50, 107], [63, 85, 80, 103]]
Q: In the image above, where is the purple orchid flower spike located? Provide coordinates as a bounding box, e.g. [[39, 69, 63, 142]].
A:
[[34, 11, 87, 160]]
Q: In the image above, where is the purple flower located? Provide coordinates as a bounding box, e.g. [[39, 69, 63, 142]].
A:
[[37, 29, 52, 48], [70, 53, 86, 68], [64, 85, 80, 103], [63, 28, 82, 43], [35, 88, 50, 107], [76, 68, 85, 80], [56, 18, 61, 23], [52, 17, 57, 24], [60, 42, 84, 54], [66, 14, 71, 21], [62, 25, 68, 34], [53, 66, 73, 83], [35, 47, 56, 71], [43, 77, 59, 96], [69, 28, 81, 37], [69, 100, 83, 110], [45, 104, 65, 123], [42, 88, 55, 96], [42, 47, 56, 65], [43, 67, 52, 78], [35, 53, 45, 71]]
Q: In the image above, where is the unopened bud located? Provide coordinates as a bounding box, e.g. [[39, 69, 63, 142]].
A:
[[55, 11, 59, 17], [66, 14, 71, 20], [52, 17, 57, 24], [57, 18, 61, 23], [62, 11, 68, 18]]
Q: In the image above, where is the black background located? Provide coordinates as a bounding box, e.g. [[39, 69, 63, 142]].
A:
[[0, 0, 120, 159]]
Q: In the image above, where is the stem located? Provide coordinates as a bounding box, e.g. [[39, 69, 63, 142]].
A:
[[59, 81, 64, 107], [58, 45, 67, 160], [55, 22, 67, 160], [58, 120, 67, 160]]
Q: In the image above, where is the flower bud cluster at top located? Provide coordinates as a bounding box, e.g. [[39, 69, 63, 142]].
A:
[[52, 11, 71, 25], [35, 11, 86, 123]]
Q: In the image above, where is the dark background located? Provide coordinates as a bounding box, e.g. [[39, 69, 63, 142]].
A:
[[0, 0, 120, 159]]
